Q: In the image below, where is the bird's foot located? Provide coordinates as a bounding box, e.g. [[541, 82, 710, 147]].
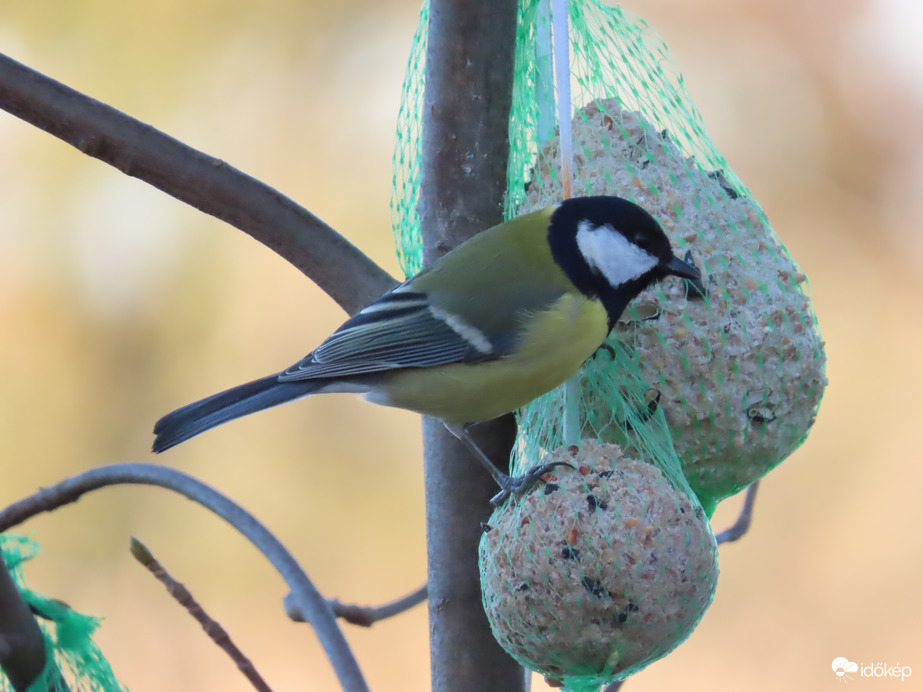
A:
[[489, 461, 574, 507]]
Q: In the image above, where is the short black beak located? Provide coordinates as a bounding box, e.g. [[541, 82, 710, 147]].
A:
[[665, 254, 701, 281]]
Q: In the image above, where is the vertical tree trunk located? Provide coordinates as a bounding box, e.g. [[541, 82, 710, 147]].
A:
[[418, 1, 526, 691]]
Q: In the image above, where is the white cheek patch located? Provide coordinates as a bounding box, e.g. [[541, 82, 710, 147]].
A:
[[576, 220, 659, 287]]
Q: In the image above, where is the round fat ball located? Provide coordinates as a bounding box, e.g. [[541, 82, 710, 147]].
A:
[[479, 440, 718, 682]]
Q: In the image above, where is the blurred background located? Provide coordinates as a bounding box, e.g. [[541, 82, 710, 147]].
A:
[[1, 0, 921, 690]]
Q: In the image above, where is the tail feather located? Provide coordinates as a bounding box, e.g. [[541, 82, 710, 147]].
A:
[[152, 374, 323, 453]]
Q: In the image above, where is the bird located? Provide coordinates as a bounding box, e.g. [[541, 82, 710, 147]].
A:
[[153, 196, 699, 502]]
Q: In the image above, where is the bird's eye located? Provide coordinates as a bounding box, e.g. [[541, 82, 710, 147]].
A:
[[632, 234, 650, 250]]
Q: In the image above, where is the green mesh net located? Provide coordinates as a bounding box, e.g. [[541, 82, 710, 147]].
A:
[[0, 534, 127, 692], [391, 0, 826, 687], [393, 0, 827, 511], [391, 1, 429, 278]]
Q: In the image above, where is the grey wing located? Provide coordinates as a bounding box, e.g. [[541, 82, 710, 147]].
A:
[[279, 288, 510, 382]]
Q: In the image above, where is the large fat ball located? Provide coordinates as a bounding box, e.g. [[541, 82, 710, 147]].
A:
[[479, 440, 718, 684], [520, 99, 827, 507]]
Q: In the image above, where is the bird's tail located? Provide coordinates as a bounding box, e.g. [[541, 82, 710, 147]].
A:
[[152, 374, 323, 453]]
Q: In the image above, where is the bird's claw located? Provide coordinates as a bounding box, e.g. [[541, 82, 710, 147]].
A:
[[490, 461, 575, 507]]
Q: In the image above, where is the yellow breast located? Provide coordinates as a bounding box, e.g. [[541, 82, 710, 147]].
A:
[[374, 294, 609, 423]]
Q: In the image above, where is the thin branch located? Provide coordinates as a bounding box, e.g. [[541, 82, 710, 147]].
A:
[[0, 464, 368, 692], [0, 52, 396, 315], [130, 537, 273, 692], [715, 481, 760, 545], [0, 553, 59, 692], [330, 584, 428, 627], [287, 584, 428, 628]]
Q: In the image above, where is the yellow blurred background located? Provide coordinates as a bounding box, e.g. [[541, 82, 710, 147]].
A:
[[1, 1, 921, 690]]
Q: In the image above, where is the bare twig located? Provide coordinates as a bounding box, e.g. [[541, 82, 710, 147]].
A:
[[0, 52, 396, 315], [130, 537, 273, 692], [0, 553, 60, 692], [0, 464, 368, 692], [330, 584, 428, 627], [286, 584, 428, 627], [715, 481, 760, 545]]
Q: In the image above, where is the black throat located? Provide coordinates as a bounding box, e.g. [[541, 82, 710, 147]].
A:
[[547, 198, 664, 331]]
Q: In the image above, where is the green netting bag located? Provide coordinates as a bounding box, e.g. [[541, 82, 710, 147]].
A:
[[391, 1, 428, 278], [392, 0, 826, 688], [0, 534, 127, 692], [392, 0, 826, 513]]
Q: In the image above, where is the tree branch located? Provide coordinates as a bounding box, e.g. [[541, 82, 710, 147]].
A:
[[419, 0, 522, 688], [286, 584, 428, 628], [130, 537, 273, 692], [0, 464, 368, 692], [716, 481, 760, 545], [0, 52, 396, 315], [0, 553, 56, 692]]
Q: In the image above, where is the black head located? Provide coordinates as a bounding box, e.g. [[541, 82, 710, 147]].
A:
[[547, 196, 699, 327]]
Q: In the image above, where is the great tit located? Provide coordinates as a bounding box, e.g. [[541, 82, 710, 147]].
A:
[[153, 196, 699, 498]]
